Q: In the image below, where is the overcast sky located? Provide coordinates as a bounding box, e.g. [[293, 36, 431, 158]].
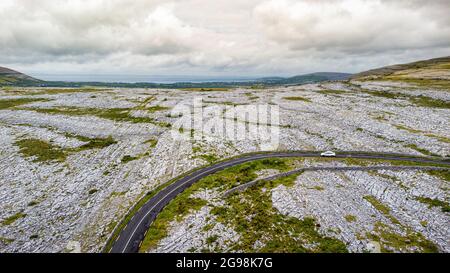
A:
[[1, 0, 449, 78]]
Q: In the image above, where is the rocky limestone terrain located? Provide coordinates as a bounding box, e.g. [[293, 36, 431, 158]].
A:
[[0, 78, 448, 253]]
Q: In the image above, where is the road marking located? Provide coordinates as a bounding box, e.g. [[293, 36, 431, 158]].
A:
[[120, 154, 273, 252]]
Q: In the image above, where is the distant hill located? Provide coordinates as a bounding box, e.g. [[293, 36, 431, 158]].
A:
[[258, 72, 352, 85], [350, 56, 450, 80], [0, 66, 352, 88], [0, 66, 42, 86]]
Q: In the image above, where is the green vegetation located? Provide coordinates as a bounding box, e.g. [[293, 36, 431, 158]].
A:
[[426, 169, 450, 182], [408, 95, 450, 109], [363, 195, 439, 252], [139, 158, 293, 252], [76, 136, 117, 150], [145, 138, 158, 148], [0, 236, 14, 245], [367, 222, 438, 253], [140, 197, 207, 251], [312, 186, 325, 191], [344, 215, 357, 223], [366, 90, 450, 109], [317, 89, 347, 95], [415, 197, 450, 213], [2, 212, 26, 226], [363, 195, 400, 225], [15, 135, 116, 163], [182, 88, 230, 91], [147, 105, 170, 112], [394, 124, 423, 134], [103, 158, 229, 252], [16, 139, 67, 163], [109, 154, 447, 253], [366, 90, 402, 99], [88, 189, 98, 195], [140, 157, 347, 253], [217, 184, 347, 253], [248, 85, 266, 90], [404, 144, 437, 157], [31, 88, 110, 95], [317, 157, 448, 169], [197, 154, 220, 164], [0, 98, 49, 110], [27, 107, 157, 123], [206, 235, 219, 245], [393, 124, 450, 146], [283, 96, 312, 102], [384, 77, 450, 91], [27, 200, 39, 207], [121, 155, 139, 163], [25, 105, 173, 128]]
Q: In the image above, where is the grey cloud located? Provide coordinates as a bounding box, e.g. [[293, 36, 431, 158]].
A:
[[0, 1, 194, 58], [1, 0, 449, 76], [254, 0, 450, 53]]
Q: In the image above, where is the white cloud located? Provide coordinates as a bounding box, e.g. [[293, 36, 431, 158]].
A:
[[0, 1, 195, 57], [254, 0, 450, 53]]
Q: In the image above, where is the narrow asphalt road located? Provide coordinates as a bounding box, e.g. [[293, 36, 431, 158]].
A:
[[108, 151, 449, 253]]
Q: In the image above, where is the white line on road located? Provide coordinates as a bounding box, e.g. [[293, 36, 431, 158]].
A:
[[120, 154, 273, 252]]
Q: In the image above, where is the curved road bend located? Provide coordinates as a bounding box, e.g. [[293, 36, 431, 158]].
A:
[[109, 151, 450, 253]]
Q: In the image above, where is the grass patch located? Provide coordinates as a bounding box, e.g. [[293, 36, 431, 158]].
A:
[[415, 197, 450, 213], [16, 135, 116, 163], [197, 154, 220, 164], [0, 236, 14, 245], [121, 155, 139, 163], [182, 88, 229, 92], [31, 88, 110, 95], [366, 90, 403, 99], [426, 169, 450, 182], [206, 235, 219, 245], [408, 95, 450, 109], [317, 90, 347, 95], [344, 215, 357, 223], [394, 124, 423, 134], [404, 144, 438, 157], [366, 90, 450, 109], [147, 105, 170, 112], [0, 98, 49, 110], [145, 138, 158, 148], [28, 107, 157, 124], [367, 222, 438, 253], [27, 200, 39, 207], [283, 96, 311, 102], [75, 135, 117, 150], [16, 139, 67, 163], [2, 212, 26, 226], [384, 77, 450, 91], [363, 195, 400, 225]]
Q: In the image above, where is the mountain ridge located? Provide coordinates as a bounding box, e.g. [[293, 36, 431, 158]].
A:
[[0, 66, 42, 86]]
